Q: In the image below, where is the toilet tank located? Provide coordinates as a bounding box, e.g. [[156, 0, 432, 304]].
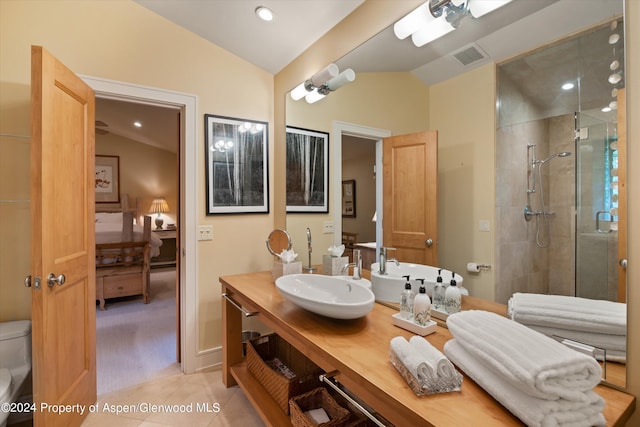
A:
[[0, 321, 32, 371]]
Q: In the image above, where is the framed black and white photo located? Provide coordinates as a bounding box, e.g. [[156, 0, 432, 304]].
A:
[[285, 126, 329, 213], [205, 114, 268, 214]]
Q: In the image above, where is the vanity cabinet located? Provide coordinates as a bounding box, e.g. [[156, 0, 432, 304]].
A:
[[220, 270, 635, 427]]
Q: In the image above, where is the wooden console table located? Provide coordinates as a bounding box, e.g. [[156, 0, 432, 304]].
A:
[[220, 270, 636, 426]]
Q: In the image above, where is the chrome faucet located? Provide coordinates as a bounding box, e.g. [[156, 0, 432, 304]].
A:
[[378, 247, 399, 275], [303, 227, 317, 273], [341, 249, 362, 279]]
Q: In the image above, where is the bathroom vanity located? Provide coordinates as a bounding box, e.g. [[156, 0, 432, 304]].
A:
[[220, 270, 635, 426]]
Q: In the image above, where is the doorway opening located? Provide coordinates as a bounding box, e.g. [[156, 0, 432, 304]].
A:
[[82, 75, 200, 382]]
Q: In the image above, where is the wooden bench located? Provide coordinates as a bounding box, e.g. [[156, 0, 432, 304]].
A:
[[96, 241, 150, 310]]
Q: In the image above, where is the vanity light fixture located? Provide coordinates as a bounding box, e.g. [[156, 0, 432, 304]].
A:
[[394, 0, 512, 47], [291, 64, 356, 104]]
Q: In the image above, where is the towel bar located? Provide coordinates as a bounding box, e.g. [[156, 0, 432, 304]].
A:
[[319, 371, 386, 427], [221, 293, 258, 317]]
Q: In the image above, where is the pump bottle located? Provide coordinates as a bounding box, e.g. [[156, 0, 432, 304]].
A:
[[413, 279, 431, 326], [399, 275, 414, 320], [444, 272, 461, 314], [432, 269, 445, 310]]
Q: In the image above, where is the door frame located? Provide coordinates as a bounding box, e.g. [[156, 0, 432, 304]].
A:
[[332, 121, 391, 261], [80, 75, 200, 373]]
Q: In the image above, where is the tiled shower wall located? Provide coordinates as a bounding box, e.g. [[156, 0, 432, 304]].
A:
[[495, 114, 575, 304]]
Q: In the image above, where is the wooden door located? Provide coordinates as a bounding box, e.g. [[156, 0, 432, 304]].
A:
[[30, 46, 96, 427], [382, 131, 438, 265], [617, 88, 627, 302]]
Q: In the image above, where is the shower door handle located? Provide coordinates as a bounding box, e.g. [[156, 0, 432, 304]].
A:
[[619, 259, 627, 270]]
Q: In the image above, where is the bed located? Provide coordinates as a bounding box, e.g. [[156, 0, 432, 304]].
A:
[[95, 196, 163, 310]]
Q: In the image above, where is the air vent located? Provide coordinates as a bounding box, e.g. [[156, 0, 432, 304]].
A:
[[452, 43, 488, 66]]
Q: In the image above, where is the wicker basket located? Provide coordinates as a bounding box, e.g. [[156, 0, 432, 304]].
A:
[[290, 387, 351, 427], [246, 333, 322, 414]]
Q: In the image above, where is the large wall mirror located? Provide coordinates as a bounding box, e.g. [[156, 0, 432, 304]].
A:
[[284, 0, 626, 389]]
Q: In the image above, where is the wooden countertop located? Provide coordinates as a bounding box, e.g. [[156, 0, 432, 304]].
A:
[[220, 270, 636, 427]]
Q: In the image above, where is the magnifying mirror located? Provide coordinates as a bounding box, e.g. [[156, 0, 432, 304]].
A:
[[266, 229, 292, 257]]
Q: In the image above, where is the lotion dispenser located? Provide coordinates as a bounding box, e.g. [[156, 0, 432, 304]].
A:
[[432, 269, 445, 310], [400, 275, 414, 320], [413, 279, 431, 326], [444, 272, 461, 314]]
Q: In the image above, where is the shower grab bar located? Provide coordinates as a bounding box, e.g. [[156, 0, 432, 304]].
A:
[[596, 211, 613, 233], [319, 371, 386, 427]]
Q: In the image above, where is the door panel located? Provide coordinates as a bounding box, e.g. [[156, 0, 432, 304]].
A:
[[383, 131, 438, 265], [31, 45, 96, 427]]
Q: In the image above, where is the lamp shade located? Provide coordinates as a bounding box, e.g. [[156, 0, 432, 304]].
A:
[[468, 0, 512, 18], [150, 198, 169, 214], [326, 69, 356, 91], [411, 16, 455, 47], [393, 3, 431, 40]]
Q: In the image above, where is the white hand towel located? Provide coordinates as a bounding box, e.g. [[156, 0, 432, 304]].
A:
[[444, 339, 605, 427], [446, 311, 602, 401], [409, 335, 457, 378], [389, 336, 424, 380], [508, 293, 626, 336]]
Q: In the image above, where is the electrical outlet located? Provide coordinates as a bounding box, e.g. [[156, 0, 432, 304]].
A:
[[479, 220, 490, 232], [198, 225, 213, 241], [323, 221, 334, 234]]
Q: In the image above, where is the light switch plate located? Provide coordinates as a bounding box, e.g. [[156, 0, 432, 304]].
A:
[[479, 220, 490, 232], [198, 225, 213, 241], [323, 221, 334, 234]]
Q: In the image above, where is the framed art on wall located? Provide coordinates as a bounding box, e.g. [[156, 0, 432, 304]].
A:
[[342, 180, 356, 218], [95, 155, 120, 203], [285, 126, 329, 213], [205, 114, 269, 214]]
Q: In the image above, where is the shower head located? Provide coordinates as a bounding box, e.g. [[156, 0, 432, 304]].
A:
[[540, 151, 572, 164]]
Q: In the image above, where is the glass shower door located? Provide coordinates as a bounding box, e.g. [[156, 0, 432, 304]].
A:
[[575, 110, 619, 301]]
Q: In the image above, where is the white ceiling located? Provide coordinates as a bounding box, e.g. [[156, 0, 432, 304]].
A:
[[98, 0, 623, 152]]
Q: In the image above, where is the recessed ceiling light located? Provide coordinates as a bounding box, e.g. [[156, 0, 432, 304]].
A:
[[255, 6, 274, 22], [561, 82, 574, 90], [133, 121, 142, 128]]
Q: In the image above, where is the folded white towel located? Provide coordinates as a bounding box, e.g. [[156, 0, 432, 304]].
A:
[[446, 311, 602, 401], [508, 293, 626, 336], [409, 335, 457, 379], [444, 339, 605, 427]]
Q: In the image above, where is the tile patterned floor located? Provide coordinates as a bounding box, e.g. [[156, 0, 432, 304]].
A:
[[80, 368, 265, 427]]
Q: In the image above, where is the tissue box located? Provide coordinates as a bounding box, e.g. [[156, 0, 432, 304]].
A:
[[272, 261, 302, 281], [322, 255, 348, 276]]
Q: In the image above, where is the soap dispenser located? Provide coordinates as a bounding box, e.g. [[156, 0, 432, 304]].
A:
[[400, 275, 415, 320], [413, 279, 431, 326], [432, 269, 445, 310], [444, 272, 461, 314]]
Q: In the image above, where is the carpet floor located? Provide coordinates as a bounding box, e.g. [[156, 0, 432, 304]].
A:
[[96, 268, 179, 396]]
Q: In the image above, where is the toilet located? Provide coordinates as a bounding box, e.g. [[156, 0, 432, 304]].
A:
[[0, 321, 32, 427]]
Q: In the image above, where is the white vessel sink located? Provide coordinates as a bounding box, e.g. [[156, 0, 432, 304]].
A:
[[369, 262, 463, 303], [275, 274, 375, 319]]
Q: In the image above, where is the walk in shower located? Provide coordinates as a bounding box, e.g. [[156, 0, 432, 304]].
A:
[[495, 18, 625, 304]]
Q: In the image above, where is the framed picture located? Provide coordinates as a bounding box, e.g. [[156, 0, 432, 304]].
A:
[[286, 126, 329, 213], [95, 155, 120, 203], [342, 180, 356, 218], [205, 114, 269, 214]]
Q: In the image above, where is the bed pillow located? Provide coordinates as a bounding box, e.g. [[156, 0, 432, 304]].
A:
[[95, 212, 123, 223]]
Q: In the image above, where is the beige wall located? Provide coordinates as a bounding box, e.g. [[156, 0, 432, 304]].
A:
[[285, 71, 429, 261], [429, 64, 496, 301], [0, 0, 274, 357], [96, 134, 178, 224]]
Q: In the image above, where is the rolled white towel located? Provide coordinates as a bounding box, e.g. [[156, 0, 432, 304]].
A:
[[444, 339, 605, 427], [508, 293, 626, 336], [390, 336, 426, 381], [447, 311, 602, 401], [409, 336, 457, 378]]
